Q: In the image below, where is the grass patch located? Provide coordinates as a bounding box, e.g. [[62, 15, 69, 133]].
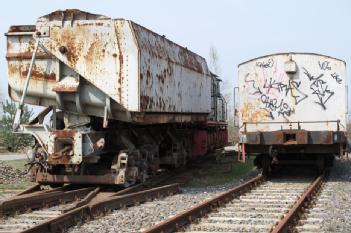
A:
[[2, 159, 28, 171], [0, 181, 34, 191], [186, 155, 255, 187]]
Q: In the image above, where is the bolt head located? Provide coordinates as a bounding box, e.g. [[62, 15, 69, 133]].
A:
[[59, 46, 67, 54]]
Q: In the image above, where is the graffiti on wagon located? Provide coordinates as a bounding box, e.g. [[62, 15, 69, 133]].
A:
[[243, 58, 342, 120]]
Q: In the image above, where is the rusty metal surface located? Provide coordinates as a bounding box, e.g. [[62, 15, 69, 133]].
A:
[[37, 11, 124, 105], [131, 22, 211, 113], [296, 130, 308, 144], [142, 175, 265, 233], [7, 25, 36, 33], [0, 186, 93, 217], [90, 184, 179, 215], [271, 174, 325, 233], [246, 132, 260, 144], [238, 53, 347, 133], [52, 76, 79, 92], [21, 205, 89, 233], [20, 183, 180, 233], [313, 131, 333, 144], [6, 28, 58, 110], [35, 170, 174, 186], [15, 184, 42, 196], [6, 9, 212, 124], [131, 112, 208, 124], [246, 130, 339, 145], [47, 130, 81, 165], [63, 187, 101, 213], [35, 172, 118, 185]]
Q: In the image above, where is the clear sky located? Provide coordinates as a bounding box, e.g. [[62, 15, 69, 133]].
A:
[[1, 0, 350, 110]]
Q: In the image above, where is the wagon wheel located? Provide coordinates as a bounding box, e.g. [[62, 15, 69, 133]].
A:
[[262, 155, 271, 177]]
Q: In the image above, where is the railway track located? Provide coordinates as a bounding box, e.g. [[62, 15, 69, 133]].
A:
[[0, 177, 180, 233], [295, 176, 328, 233], [142, 173, 326, 233], [0, 152, 220, 233]]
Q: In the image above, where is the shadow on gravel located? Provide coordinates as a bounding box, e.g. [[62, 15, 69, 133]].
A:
[[268, 158, 351, 183], [328, 158, 351, 182], [270, 165, 318, 179]]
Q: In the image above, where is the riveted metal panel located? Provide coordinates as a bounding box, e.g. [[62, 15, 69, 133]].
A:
[[131, 22, 211, 113], [6, 28, 121, 116], [6, 32, 58, 101], [238, 53, 347, 133], [36, 10, 122, 104], [6, 9, 211, 124]]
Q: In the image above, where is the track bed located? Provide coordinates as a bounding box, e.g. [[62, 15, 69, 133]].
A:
[[0, 180, 180, 233], [142, 172, 326, 233]]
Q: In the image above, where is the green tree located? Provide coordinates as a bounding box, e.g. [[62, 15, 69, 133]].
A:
[[0, 100, 33, 152]]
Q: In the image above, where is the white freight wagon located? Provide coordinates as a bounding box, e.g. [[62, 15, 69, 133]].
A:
[[236, 53, 347, 174]]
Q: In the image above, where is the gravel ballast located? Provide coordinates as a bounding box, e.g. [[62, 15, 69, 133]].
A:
[[68, 169, 260, 233], [69, 189, 220, 233], [297, 158, 351, 233], [0, 160, 32, 202], [0, 161, 29, 184], [68, 158, 351, 233]]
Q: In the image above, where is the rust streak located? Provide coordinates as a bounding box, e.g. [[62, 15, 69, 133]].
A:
[[6, 52, 50, 60], [53, 130, 77, 138], [115, 22, 124, 103], [52, 84, 78, 92], [21, 68, 56, 81], [8, 25, 36, 33]]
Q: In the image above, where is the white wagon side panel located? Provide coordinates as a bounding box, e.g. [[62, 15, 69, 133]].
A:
[[238, 53, 347, 133]]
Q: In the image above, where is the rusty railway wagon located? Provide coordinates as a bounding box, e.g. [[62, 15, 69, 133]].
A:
[[5, 9, 227, 186], [236, 52, 347, 174]]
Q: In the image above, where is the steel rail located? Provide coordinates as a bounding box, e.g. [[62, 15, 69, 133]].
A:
[[20, 183, 180, 233], [0, 187, 94, 217], [270, 173, 325, 233], [142, 175, 265, 233], [63, 187, 101, 213], [15, 184, 42, 196]]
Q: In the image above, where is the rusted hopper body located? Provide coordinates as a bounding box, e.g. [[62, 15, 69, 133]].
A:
[[7, 10, 213, 124], [5, 10, 227, 186]]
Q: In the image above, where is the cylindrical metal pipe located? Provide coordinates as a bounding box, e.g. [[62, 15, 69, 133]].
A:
[[13, 40, 40, 130], [19, 40, 40, 108]]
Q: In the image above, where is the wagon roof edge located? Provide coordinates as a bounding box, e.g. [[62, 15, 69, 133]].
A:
[[238, 52, 346, 67], [129, 20, 208, 64], [35, 9, 209, 67]]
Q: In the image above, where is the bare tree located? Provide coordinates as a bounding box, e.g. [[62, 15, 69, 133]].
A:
[[208, 45, 237, 144], [209, 45, 221, 75], [0, 87, 4, 118]]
